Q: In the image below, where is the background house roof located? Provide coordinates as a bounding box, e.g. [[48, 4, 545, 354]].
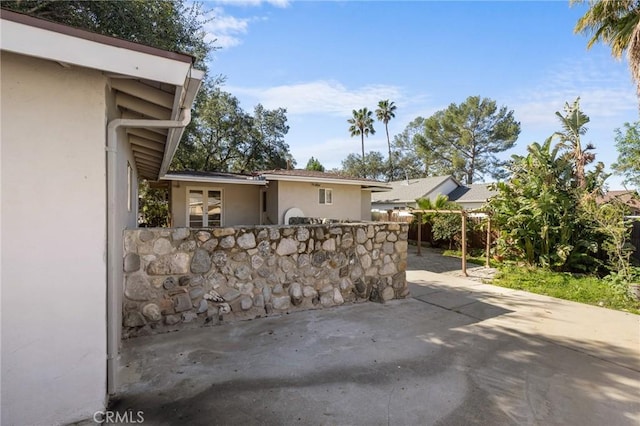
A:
[[447, 183, 497, 204], [597, 190, 640, 214], [371, 176, 456, 203], [259, 169, 391, 191]]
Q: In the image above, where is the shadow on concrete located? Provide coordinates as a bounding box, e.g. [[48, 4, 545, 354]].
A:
[[110, 285, 640, 425]]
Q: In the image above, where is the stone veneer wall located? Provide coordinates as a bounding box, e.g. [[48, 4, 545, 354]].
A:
[[122, 223, 409, 338]]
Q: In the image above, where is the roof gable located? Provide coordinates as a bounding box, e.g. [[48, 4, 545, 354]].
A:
[[371, 176, 457, 203]]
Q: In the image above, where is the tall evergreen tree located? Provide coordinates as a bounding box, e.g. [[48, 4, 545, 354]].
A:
[[418, 96, 520, 184]]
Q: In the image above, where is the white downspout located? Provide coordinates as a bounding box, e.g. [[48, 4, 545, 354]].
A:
[[106, 109, 191, 395]]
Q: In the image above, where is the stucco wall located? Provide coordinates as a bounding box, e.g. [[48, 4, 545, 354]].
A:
[[121, 223, 409, 338], [276, 181, 364, 224], [171, 181, 262, 227], [1, 52, 107, 424]]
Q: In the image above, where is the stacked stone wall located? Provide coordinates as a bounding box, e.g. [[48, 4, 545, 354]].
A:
[[122, 223, 409, 337]]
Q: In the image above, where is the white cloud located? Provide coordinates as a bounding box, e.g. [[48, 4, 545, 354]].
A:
[[202, 7, 251, 49], [508, 55, 637, 136], [228, 80, 406, 115], [215, 0, 290, 8]]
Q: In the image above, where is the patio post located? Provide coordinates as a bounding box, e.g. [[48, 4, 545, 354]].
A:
[[416, 212, 422, 256], [461, 211, 467, 276], [485, 216, 491, 268]]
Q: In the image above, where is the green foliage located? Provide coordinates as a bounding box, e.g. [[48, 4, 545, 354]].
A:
[[489, 100, 610, 272], [375, 99, 397, 181], [416, 195, 464, 249], [554, 98, 596, 189], [572, 0, 640, 59], [138, 181, 169, 227], [2, 0, 213, 70], [494, 265, 640, 314], [305, 157, 325, 172], [417, 96, 520, 184], [341, 151, 387, 180], [347, 107, 376, 165], [612, 121, 640, 188], [173, 85, 293, 173], [392, 117, 451, 179]]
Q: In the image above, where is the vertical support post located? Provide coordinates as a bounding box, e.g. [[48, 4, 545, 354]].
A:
[[461, 211, 467, 276], [417, 212, 422, 257], [485, 216, 491, 268]]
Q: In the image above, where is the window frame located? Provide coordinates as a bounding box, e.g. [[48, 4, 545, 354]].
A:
[[319, 188, 333, 205], [186, 187, 224, 227]]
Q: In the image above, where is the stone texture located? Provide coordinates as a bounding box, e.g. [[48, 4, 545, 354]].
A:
[[381, 286, 395, 302], [153, 238, 173, 255], [142, 303, 162, 322], [235, 265, 252, 281], [147, 253, 190, 275], [172, 228, 190, 241], [191, 248, 211, 273], [125, 275, 153, 301], [289, 283, 303, 305], [213, 228, 235, 238], [122, 223, 407, 337], [240, 296, 253, 311], [124, 312, 146, 327], [174, 294, 193, 312], [165, 315, 180, 325], [196, 299, 209, 314], [195, 231, 211, 242], [220, 236, 236, 249], [276, 238, 298, 256], [182, 312, 198, 323], [223, 289, 241, 302], [123, 253, 140, 273], [237, 233, 256, 249], [272, 295, 291, 310], [322, 239, 336, 251], [189, 287, 205, 299], [202, 238, 218, 252]]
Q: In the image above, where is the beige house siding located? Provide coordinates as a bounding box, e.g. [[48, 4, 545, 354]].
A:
[[1, 52, 108, 424], [275, 181, 364, 224], [171, 181, 262, 227], [361, 190, 372, 221]]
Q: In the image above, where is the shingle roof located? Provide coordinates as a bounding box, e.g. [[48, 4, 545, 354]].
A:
[[447, 183, 497, 203], [259, 169, 383, 183], [371, 176, 455, 203]]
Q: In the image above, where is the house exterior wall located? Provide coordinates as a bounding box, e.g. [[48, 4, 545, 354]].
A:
[[1, 52, 107, 424], [171, 181, 262, 227], [265, 180, 279, 225], [361, 190, 372, 221], [276, 181, 364, 224]]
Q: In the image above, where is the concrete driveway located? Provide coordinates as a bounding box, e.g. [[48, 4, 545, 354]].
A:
[[112, 247, 640, 425]]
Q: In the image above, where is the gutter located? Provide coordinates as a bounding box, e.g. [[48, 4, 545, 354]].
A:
[[106, 109, 191, 395]]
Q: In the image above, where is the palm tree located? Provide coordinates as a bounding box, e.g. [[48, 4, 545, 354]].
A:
[[375, 99, 397, 181], [572, 0, 640, 97], [553, 98, 595, 190], [347, 107, 376, 165]]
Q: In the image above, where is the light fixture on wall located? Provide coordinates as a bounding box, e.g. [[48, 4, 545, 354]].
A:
[[311, 183, 321, 187]]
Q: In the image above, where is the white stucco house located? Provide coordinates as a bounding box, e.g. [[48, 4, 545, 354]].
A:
[[163, 169, 391, 226], [371, 176, 495, 212], [1, 10, 203, 425]]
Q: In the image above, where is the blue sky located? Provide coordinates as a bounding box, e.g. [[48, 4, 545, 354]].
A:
[[201, 0, 638, 189]]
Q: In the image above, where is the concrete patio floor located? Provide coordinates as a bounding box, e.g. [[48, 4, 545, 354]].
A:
[[112, 248, 640, 425]]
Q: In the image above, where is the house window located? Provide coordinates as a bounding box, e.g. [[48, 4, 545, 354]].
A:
[[188, 188, 222, 227], [319, 188, 333, 205]]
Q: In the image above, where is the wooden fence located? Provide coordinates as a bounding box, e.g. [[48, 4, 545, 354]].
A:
[[632, 221, 640, 262]]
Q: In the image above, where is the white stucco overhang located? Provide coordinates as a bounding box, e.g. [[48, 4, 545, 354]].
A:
[[163, 173, 268, 186], [0, 9, 204, 180]]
